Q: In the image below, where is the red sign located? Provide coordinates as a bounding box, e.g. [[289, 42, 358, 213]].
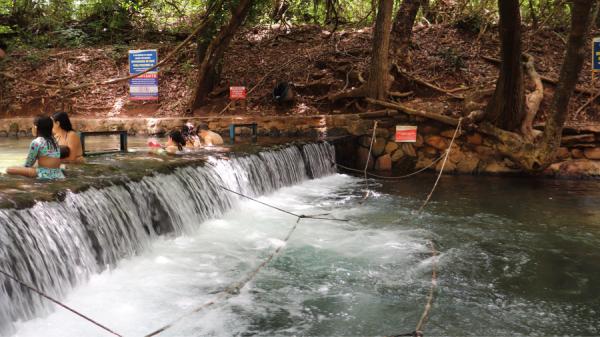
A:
[[395, 125, 417, 142], [230, 86, 247, 100]]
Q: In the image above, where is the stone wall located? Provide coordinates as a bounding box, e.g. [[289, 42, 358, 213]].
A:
[[354, 122, 600, 179]]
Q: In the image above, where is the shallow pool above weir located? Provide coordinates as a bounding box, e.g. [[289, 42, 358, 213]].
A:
[[1, 139, 600, 337]]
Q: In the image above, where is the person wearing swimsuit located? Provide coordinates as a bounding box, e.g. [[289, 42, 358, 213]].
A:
[[52, 111, 84, 163], [7, 116, 65, 180]]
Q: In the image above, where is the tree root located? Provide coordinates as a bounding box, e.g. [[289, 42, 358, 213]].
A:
[[393, 63, 465, 99], [521, 53, 544, 140]]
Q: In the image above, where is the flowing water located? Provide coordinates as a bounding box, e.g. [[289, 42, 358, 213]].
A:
[[1, 142, 599, 336]]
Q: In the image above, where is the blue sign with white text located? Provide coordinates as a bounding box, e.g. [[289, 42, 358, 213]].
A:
[[128, 49, 159, 100]]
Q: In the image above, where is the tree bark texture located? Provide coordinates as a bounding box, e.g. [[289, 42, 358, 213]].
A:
[[485, 0, 524, 131], [366, 0, 394, 100], [191, 0, 254, 109], [539, 0, 597, 160], [392, 0, 422, 65]]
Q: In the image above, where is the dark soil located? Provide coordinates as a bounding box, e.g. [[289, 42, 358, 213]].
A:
[[1, 24, 599, 126]]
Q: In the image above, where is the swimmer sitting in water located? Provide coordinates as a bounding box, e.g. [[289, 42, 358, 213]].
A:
[[148, 129, 186, 155], [196, 123, 224, 146], [6, 116, 65, 180]]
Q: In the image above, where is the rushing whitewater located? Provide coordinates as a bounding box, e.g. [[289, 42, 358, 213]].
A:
[[0, 142, 336, 335]]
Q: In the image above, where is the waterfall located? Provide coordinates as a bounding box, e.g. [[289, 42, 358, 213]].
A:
[[0, 142, 336, 335]]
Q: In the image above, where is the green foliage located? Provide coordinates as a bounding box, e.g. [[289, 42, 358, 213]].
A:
[[0, 0, 580, 51]]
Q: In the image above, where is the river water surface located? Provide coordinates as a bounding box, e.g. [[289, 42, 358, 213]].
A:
[[8, 171, 600, 336]]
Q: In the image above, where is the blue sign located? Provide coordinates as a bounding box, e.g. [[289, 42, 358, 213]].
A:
[[594, 38, 600, 71], [128, 50, 158, 100]]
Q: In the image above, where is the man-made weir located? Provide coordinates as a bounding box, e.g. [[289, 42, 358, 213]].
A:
[[0, 142, 336, 335]]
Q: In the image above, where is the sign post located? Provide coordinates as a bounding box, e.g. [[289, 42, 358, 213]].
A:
[[395, 125, 418, 143], [128, 49, 158, 101], [593, 38, 600, 87]]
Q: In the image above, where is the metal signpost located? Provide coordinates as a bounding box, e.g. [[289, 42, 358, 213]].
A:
[[128, 49, 158, 101]]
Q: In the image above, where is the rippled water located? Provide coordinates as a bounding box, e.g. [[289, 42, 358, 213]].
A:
[[8, 173, 600, 336]]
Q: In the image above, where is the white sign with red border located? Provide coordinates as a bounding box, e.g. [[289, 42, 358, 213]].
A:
[[230, 86, 247, 100], [395, 125, 417, 142]]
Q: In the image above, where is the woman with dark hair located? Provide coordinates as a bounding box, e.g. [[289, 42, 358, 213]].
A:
[[7, 116, 65, 180], [51, 111, 83, 163], [165, 129, 186, 154]]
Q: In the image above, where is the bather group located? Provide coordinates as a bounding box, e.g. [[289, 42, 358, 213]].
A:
[[5, 113, 224, 181]]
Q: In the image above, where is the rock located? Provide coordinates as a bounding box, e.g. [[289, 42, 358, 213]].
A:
[[583, 148, 600, 160], [357, 147, 374, 170], [466, 133, 483, 146], [423, 146, 438, 157], [572, 148, 585, 159], [547, 159, 600, 178], [440, 129, 462, 138], [415, 157, 434, 170], [372, 137, 387, 156], [421, 125, 439, 135], [401, 143, 417, 157], [391, 149, 405, 162], [448, 146, 465, 164], [456, 152, 480, 173], [0, 131, 7, 137], [483, 161, 519, 174], [415, 133, 424, 147], [557, 147, 570, 160], [435, 159, 456, 172], [384, 141, 399, 154], [474, 145, 495, 158], [375, 128, 390, 139], [425, 135, 449, 150], [375, 154, 392, 171]]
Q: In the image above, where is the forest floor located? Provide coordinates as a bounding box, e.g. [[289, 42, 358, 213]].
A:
[[1, 23, 600, 127]]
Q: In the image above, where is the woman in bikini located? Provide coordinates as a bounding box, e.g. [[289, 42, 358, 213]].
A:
[[51, 111, 84, 163], [7, 116, 65, 180]]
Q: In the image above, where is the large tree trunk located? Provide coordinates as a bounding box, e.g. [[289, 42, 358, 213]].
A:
[[191, 0, 253, 110], [392, 0, 422, 65], [485, 0, 524, 131], [479, 0, 597, 171], [538, 0, 597, 161], [366, 0, 394, 100]]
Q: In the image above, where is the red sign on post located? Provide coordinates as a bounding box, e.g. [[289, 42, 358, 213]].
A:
[[230, 86, 247, 100], [395, 125, 417, 142]]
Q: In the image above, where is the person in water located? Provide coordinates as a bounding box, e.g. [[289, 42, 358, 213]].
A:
[[158, 129, 186, 154], [182, 122, 201, 148], [196, 123, 224, 146], [51, 111, 84, 163], [6, 116, 65, 180]]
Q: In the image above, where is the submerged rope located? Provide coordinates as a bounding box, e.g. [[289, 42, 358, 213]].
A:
[[0, 269, 125, 337], [414, 240, 438, 333]]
